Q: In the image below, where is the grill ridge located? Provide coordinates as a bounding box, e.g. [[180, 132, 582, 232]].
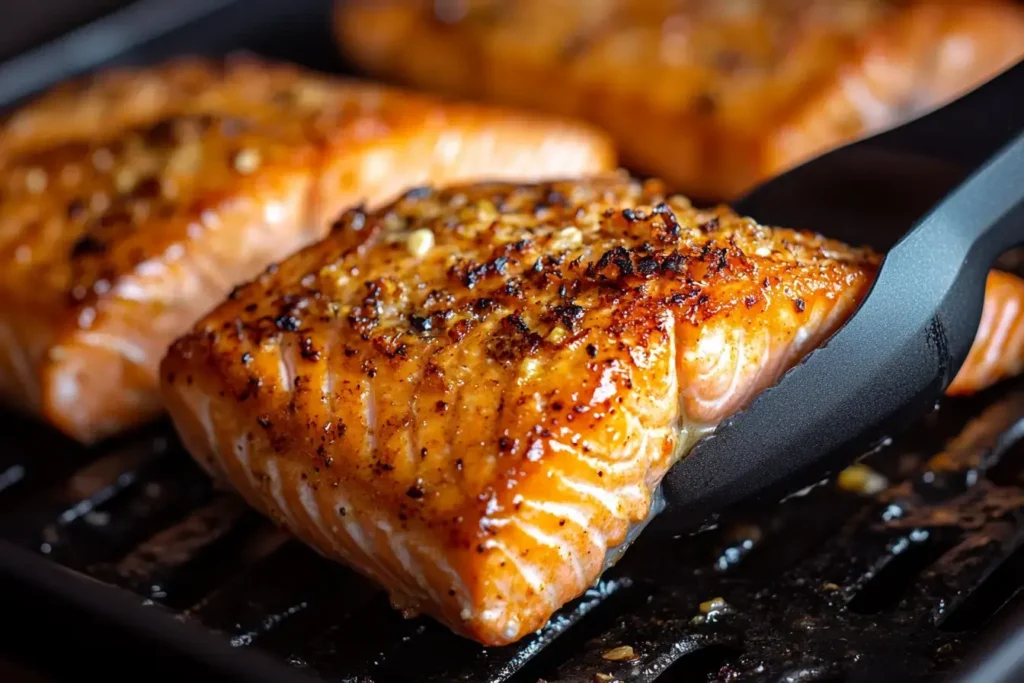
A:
[[3, 383, 1024, 682]]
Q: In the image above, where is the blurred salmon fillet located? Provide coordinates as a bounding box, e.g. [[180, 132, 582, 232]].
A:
[[335, 0, 1024, 200], [0, 54, 615, 444], [948, 270, 1024, 396], [161, 174, 1024, 646], [0, 56, 224, 161]]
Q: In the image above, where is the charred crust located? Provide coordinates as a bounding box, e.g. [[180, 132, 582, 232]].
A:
[[662, 252, 686, 273], [539, 188, 568, 210], [487, 313, 543, 363], [458, 255, 510, 290], [299, 337, 320, 361], [448, 319, 473, 342], [472, 298, 496, 316], [409, 314, 433, 332], [371, 334, 407, 359], [348, 306, 379, 338], [66, 198, 88, 221], [699, 217, 720, 232], [69, 234, 107, 258], [331, 206, 367, 233], [503, 278, 524, 298], [552, 303, 585, 332], [636, 255, 659, 276], [273, 314, 302, 332], [376, 461, 395, 473], [131, 175, 162, 199]]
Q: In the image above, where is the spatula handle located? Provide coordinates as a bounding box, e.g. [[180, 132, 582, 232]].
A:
[[733, 61, 1024, 247], [657, 133, 1024, 536], [885, 131, 1024, 377], [869, 60, 1024, 170]]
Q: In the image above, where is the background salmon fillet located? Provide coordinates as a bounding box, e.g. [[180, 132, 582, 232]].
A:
[[0, 54, 615, 444], [334, 0, 1024, 201]]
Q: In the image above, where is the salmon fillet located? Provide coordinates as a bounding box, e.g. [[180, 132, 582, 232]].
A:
[[0, 55, 615, 444], [334, 0, 1024, 200], [161, 175, 1024, 645], [947, 270, 1024, 396], [0, 56, 225, 161]]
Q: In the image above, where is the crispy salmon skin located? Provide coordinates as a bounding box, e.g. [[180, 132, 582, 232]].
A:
[[161, 174, 888, 645], [0, 55, 615, 443], [335, 0, 1024, 200]]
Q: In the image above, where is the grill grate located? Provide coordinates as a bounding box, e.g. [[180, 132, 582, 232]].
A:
[[3, 380, 1024, 682], [1, 0, 1024, 681]]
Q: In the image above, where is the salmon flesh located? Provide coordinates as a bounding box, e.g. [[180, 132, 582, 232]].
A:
[[163, 175, 1024, 645]]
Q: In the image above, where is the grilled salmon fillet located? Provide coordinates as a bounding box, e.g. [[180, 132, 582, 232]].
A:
[[161, 175, 1024, 645], [0, 55, 615, 444], [947, 270, 1024, 397], [0, 56, 223, 161], [335, 0, 1024, 200]]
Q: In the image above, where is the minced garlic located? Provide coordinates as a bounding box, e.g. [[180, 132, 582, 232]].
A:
[[407, 228, 435, 257], [601, 645, 636, 661], [837, 463, 888, 495]]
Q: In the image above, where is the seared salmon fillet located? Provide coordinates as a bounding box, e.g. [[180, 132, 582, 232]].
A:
[[0, 55, 615, 444], [161, 175, 878, 645], [947, 270, 1024, 397], [335, 0, 1024, 200], [161, 174, 1024, 645], [0, 56, 224, 161]]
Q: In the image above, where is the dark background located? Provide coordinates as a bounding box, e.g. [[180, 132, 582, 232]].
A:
[[0, 0, 133, 62]]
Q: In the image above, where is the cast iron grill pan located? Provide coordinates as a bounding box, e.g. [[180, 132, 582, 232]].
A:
[[1, 1, 1023, 681]]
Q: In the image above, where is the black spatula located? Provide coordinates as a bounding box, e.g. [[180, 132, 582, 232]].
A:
[[659, 60, 1024, 535], [605, 61, 1024, 558]]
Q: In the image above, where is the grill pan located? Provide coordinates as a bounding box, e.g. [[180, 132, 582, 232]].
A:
[[2, 1, 1024, 681]]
